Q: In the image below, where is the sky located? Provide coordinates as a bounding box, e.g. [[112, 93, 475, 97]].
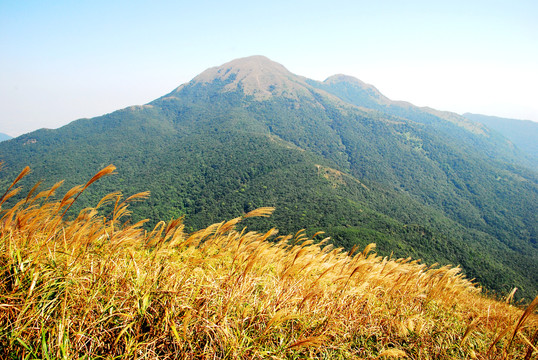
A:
[[1, 0, 537, 137]]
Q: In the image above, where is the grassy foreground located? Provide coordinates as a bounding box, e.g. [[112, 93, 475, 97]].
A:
[[0, 166, 537, 359]]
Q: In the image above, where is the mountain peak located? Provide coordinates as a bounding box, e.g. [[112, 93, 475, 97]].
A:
[[323, 74, 391, 104], [189, 55, 309, 99], [324, 74, 364, 85]]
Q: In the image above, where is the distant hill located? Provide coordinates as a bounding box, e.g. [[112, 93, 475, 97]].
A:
[[463, 113, 538, 165], [0, 55, 536, 300], [0, 133, 12, 142]]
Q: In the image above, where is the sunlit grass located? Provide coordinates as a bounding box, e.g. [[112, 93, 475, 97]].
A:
[[1, 165, 536, 359]]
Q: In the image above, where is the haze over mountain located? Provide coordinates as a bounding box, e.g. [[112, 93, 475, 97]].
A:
[[0, 56, 536, 300], [0, 133, 12, 142], [463, 113, 538, 166]]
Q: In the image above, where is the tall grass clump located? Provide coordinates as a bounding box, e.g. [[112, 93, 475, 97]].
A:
[[1, 165, 537, 359]]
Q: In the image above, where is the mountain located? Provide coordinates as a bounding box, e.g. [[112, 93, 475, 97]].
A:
[[463, 113, 538, 165], [0, 55, 536, 300], [0, 133, 12, 142], [309, 75, 536, 169]]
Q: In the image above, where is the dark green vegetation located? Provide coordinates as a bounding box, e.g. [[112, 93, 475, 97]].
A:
[[0, 133, 12, 142], [1, 56, 536, 300], [463, 112, 538, 166]]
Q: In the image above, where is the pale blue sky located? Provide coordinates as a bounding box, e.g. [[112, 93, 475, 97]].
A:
[[1, 0, 537, 136]]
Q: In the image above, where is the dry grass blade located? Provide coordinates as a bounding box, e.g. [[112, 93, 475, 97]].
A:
[[1, 167, 31, 207], [24, 180, 43, 204], [377, 348, 407, 358], [507, 296, 538, 355], [59, 185, 85, 208], [264, 310, 299, 335], [461, 318, 479, 345], [123, 191, 150, 204], [505, 287, 518, 304], [519, 331, 538, 353], [60, 165, 117, 219], [243, 206, 275, 218], [0, 166, 31, 201], [487, 326, 512, 356], [361, 242, 376, 258], [0, 187, 22, 206], [96, 191, 122, 209], [286, 336, 326, 349], [524, 329, 538, 360], [83, 164, 116, 189], [42, 180, 64, 200], [347, 244, 359, 257]]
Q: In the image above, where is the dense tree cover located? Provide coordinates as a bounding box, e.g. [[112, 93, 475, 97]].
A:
[[1, 60, 536, 300]]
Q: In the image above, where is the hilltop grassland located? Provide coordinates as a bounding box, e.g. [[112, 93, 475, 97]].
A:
[[1, 166, 537, 359]]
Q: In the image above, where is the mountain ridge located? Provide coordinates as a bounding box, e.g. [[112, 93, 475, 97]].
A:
[[311, 74, 489, 135]]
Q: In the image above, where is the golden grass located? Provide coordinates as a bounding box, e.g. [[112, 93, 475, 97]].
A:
[[0, 166, 537, 359]]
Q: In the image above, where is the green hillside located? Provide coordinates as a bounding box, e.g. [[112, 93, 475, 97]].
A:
[[0, 56, 536, 300]]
